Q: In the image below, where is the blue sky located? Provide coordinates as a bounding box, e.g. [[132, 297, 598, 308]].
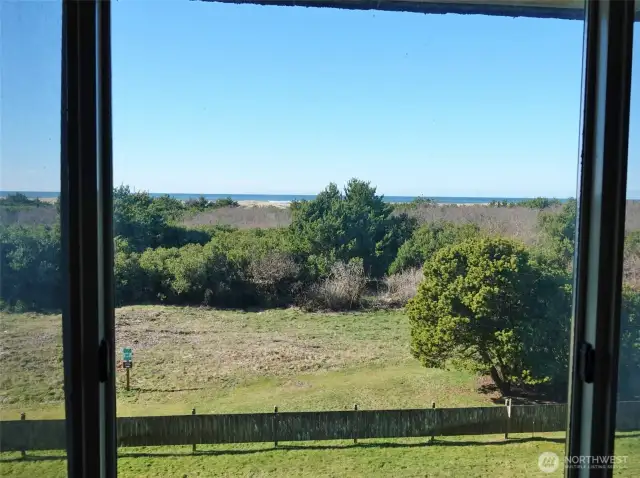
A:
[[2, 1, 639, 197]]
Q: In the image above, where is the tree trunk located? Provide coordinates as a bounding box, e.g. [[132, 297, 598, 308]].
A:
[[489, 366, 511, 396]]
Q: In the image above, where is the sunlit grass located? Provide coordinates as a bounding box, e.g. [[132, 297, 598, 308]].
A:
[[2, 433, 640, 477], [1, 306, 638, 477]]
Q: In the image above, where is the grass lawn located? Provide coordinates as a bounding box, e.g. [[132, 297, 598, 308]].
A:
[[1, 306, 638, 477]]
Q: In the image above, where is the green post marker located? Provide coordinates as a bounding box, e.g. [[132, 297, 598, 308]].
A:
[[122, 348, 133, 390]]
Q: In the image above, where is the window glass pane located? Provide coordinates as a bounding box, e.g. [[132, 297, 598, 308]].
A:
[[0, 0, 67, 474], [110, 3, 586, 475], [615, 4, 640, 476]]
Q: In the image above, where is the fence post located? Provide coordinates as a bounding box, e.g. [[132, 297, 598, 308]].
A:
[[192, 408, 197, 453], [273, 406, 279, 447], [353, 404, 358, 444], [20, 412, 26, 459], [504, 398, 512, 440], [532, 416, 535, 438], [431, 402, 436, 443]]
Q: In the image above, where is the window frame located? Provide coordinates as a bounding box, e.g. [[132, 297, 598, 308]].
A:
[[57, 1, 635, 476], [61, 0, 116, 476], [566, 1, 635, 476]]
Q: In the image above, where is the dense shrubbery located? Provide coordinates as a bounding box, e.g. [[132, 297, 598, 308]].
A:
[[113, 228, 306, 308], [305, 260, 367, 311], [0, 194, 57, 226], [377, 268, 423, 307], [2, 185, 637, 314], [394, 197, 438, 211], [489, 197, 563, 209], [114, 186, 217, 252], [0, 193, 55, 210], [291, 179, 416, 278], [389, 222, 479, 274], [0, 224, 61, 310], [185, 195, 239, 212]]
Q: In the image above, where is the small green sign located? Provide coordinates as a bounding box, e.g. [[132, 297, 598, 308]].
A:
[[122, 348, 133, 361]]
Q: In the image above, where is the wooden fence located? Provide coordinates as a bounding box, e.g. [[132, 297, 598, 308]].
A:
[[2, 402, 640, 452]]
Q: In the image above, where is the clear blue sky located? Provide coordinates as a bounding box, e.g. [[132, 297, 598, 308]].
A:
[[2, 1, 639, 197]]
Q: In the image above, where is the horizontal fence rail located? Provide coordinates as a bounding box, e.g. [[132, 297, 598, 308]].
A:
[[2, 402, 640, 452]]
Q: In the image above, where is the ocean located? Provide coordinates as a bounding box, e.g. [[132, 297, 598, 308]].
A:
[[0, 191, 571, 205]]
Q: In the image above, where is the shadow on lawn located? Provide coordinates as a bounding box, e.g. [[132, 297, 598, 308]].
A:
[[7, 434, 640, 462], [121, 437, 569, 458], [0, 436, 566, 463]]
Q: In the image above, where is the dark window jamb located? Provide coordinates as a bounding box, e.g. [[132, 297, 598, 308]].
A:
[[61, 0, 116, 476], [566, 1, 635, 477]]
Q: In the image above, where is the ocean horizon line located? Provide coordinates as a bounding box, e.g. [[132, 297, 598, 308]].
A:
[[0, 190, 582, 204]]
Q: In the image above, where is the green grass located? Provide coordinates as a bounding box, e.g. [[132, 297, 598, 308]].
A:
[[0, 306, 494, 419], [1, 306, 638, 477], [2, 434, 640, 477]]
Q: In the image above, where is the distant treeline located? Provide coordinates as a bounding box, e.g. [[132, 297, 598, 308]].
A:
[[1, 183, 639, 311]]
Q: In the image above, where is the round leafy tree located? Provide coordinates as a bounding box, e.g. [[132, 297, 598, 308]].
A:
[[406, 237, 571, 396]]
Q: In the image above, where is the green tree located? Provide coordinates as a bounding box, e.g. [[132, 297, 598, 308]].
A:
[[389, 221, 480, 274], [0, 224, 62, 310], [185, 196, 211, 212], [152, 194, 186, 220], [113, 186, 167, 251], [406, 237, 571, 396], [212, 197, 239, 208], [113, 186, 209, 251], [537, 198, 577, 268], [290, 179, 416, 278], [0, 192, 33, 207], [516, 197, 562, 209]]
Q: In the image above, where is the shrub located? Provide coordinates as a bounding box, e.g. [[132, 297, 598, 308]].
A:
[[0, 194, 57, 226], [290, 179, 416, 278], [212, 197, 239, 208], [0, 193, 40, 207], [620, 288, 640, 400], [377, 268, 422, 307], [114, 249, 144, 305], [185, 196, 212, 212], [488, 198, 561, 209], [112, 228, 306, 308], [152, 194, 186, 220], [113, 186, 172, 251], [0, 224, 62, 310], [407, 237, 571, 396], [247, 252, 302, 306], [535, 198, 577, 270], [133, 241, 250, 307], [395, 197, 437, 211], [305, 260, 367, 311], [138, 247, 181, 302], [389, 221, 479, 274], [517, 197, 562, 209], [185, 196, 239, 213]]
